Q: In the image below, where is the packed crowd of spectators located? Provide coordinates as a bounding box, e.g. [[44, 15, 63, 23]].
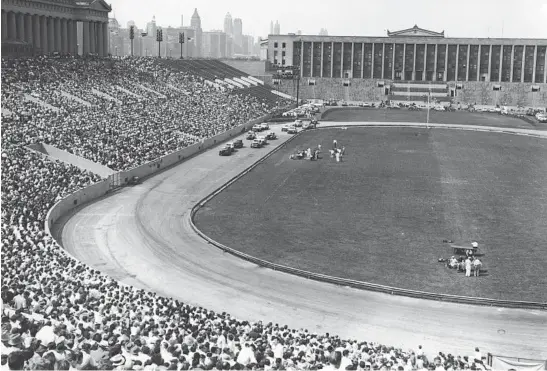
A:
[[2, 56, 283, 171], [2, 55, 487, 370]]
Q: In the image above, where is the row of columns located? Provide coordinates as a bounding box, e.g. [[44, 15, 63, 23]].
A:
[[1, 10, 108, 56], [297, 41, 547, 84]]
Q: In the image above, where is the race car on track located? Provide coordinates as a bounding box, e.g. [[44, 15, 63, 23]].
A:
[[257, 135, 268, 145], [219, 146, 232, 156], [225, 142, 235, 152], [260, 123, 270, 130], [251, 139, 262, 148], [266, 131, 277, 140], [246, 131, 256, 140], [287, 126, 298, 134], [233, 139, 244, 148], [294, 119, 303, 127], [281, 124, 291, 132], [252, 123, 262, 132]]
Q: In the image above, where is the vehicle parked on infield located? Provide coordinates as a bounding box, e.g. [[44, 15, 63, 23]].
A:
[[408, 105, 421, 111], [233, 139, 244, 148], [251, 139, 262, 148], [266, 131, 277, 140], [537, 113, 547, 123], [246, 131, 256, 140], [434, 106, 446, 111]]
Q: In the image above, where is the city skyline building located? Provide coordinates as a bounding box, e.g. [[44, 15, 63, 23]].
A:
[[223, 12, 233, 36], [274, 20, 280, 35], [233, 17, 243, 50]]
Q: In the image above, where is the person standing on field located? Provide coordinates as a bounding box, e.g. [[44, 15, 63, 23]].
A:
[[465, 257, 472, 277]]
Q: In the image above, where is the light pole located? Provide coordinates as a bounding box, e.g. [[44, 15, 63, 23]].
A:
[[129, 25, 134, 56], [179, 32, 185, 59], [156, 28, 163, 58]]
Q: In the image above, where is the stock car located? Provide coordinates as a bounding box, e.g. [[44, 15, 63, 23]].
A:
[[537, 112, 547, 123], [257, 135, 268, 145], [251, 139, 262, 148], [219, 146, 232, 156], [260, 123, 270, 130], [252, 124, 263, 132], [287, 126, 298, 134], [266, 131, 277, 140], [294, 119, 303, 127], [246, 131, 256, 140], [281, 123, 291, 132], [233, 139, 244, 148]]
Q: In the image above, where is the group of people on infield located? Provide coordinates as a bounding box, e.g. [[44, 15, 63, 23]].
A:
[[2, 55, 491, 371]]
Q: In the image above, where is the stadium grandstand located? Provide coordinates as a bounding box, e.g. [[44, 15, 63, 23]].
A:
[[264, 27, 547, 106], [1, 1, 546, 371]]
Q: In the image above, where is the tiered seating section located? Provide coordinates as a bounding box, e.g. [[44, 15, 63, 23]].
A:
[[0, 56, 491, 371]]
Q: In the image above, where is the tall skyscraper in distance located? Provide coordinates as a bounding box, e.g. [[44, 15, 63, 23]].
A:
[[319, 28, 328, 35], [223, 13, 233, 36], [190, 8, 202, 57], [190, 8, 201, 30], [270, 21, 274, 35], [297, 30, 302, 35], [274, 20, 280, 35], [146, 15, 157, 37], [233, 18, 242, 49], [181, 15, 184, 27]]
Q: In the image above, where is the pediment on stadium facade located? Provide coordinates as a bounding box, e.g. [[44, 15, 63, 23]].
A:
[[387, 25, 444, 37], [74, 0, 111, 12]]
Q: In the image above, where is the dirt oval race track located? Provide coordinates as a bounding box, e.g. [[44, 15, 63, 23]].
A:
[[55, 122, 547, 360]]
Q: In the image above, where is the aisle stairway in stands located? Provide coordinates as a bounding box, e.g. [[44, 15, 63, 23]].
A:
[[389, 81, 452, 103], [157, 59, 293, 105]]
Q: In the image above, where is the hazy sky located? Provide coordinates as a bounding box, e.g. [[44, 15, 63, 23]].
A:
[[107, 0, 547, 39]]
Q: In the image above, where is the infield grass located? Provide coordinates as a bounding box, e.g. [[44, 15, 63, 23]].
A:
[[194, 127, 547, 302]]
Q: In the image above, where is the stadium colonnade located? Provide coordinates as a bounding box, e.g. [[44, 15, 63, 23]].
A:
[[1, 0, 110, 56]]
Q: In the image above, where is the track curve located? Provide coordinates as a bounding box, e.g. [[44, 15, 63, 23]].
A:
[[55, 122, 547, 359]]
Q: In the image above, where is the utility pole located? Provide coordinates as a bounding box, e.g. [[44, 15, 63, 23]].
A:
[[156, 28, 163, 58], [129, 25, 134, 56]]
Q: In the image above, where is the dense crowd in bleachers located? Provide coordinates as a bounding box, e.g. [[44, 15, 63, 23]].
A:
[[1, 56, 487, 371]]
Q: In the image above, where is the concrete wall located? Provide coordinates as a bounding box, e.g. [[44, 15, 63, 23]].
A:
[[265, 77, 547, 107], [45, 111, 282, 234], [45, 180, 111, 235], [42, 144, 115, 178]]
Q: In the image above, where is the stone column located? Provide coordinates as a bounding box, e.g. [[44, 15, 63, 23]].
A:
[[477, 45, 481, 81], [97, 22, 104, 56], [83, 21, 90, 55], [402, 44, 406, 80], [47, 17, 55, 53], [532, 45, 537, 83], [371, 43, 375, 79], [340, 42, 344, 78], [509, 45, 515, 82], [412, 44, 416, 80], [25, 13, 32, 44], [455, 45, 460, 81], [1, 11, 7, 41], [61, 19, 68, 53], [300, 40, 304, 78], [499, 47, 503, 82], [89, 22, 95, 54], [320, 42, 324, 78], [33, 14, 40, 48], [16, 12, 25, 42], [544, 50, 547, 83], [103, 22, 109, 56], [488, 45, 492, 81], [433, 44, 438, 81], [361, 43, 365, 79], [55, 17, 62, 52], [66, 20, 73, 54], [7, 11, 16, 40], [392, 44, 396, 80], [331, 42, 334, 78], [40, 16, 48, 54], [466, 44, 470, 81], [444, 44, 448, 82], [520, 46, 525, 83], [381, 43, 385, 79]]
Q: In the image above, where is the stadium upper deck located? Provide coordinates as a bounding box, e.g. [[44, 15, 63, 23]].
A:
[[267, 25, 547, 84]]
